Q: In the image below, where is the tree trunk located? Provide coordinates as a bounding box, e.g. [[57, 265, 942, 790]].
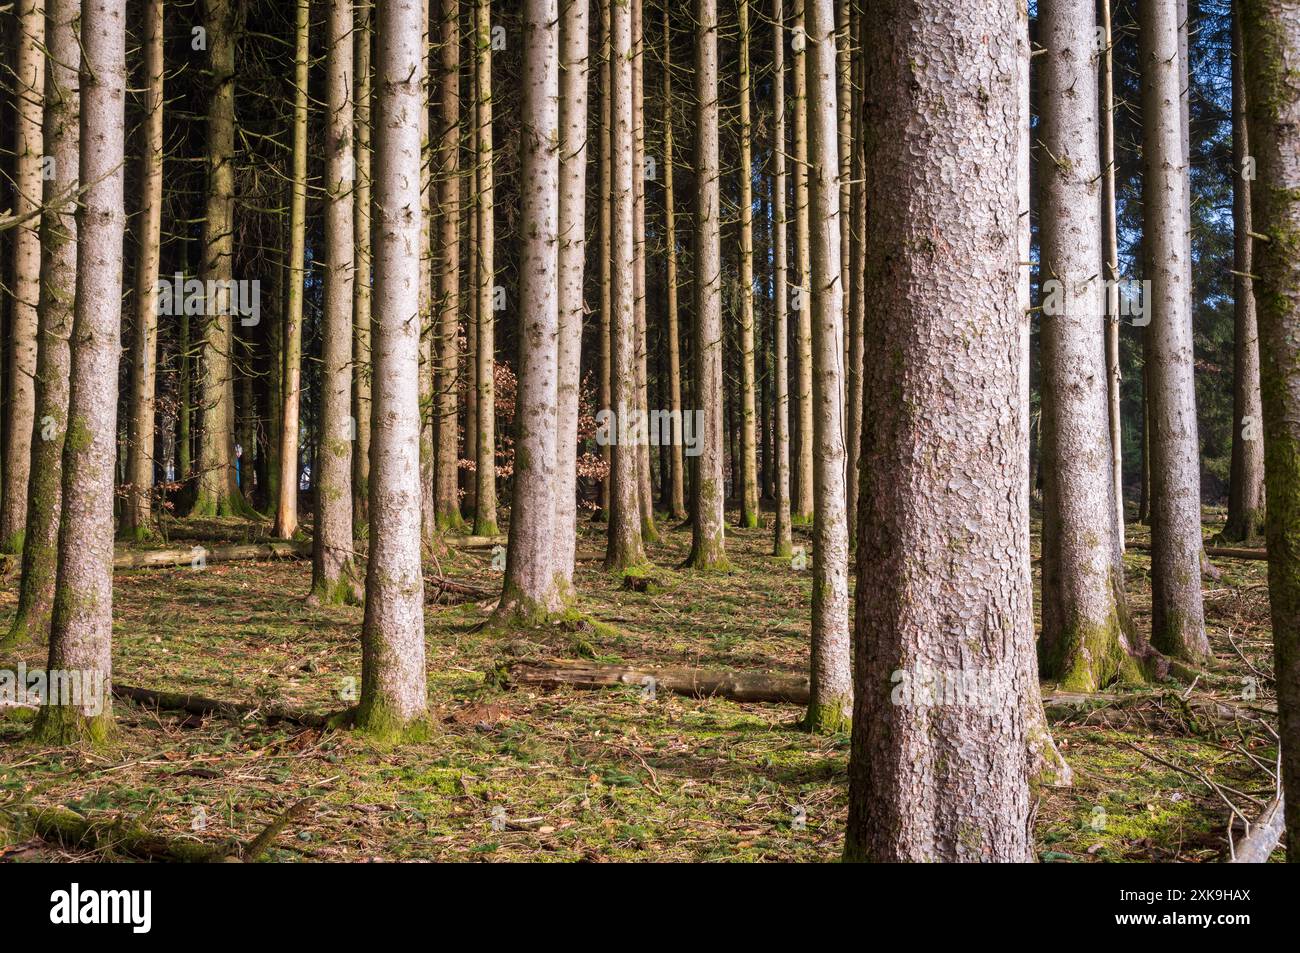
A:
[[596, 0, 613, 522], [802, 0, 851, 732], [604, 0, 647, 571], [473, 0, 498, 536], [353, 0, 374, 528], [274, 0, 309, 535], [435, 0, 465, 532], [1, 0, 44, 553], [632, 0, 658, 544], [771, 0, 793, 558], [31, 0, 126, 746], [791, 0, 814, 525], [737, 0, 760, 529], [359, 0, 431, 738], [1240, 0, 1300, 869], [845, 0, 864, 552], [497, 0, 562, 623], [1101, 0, 1125, 553], [2, 0, 78, 652], [1224, 2, 1265, 544], [844, 0, 1035, 861], [684, 0, 729, 571], [418, 0, 436, 545], [312, 0, 361, 605], [662, 5, 686, 522], [1139, 0, 1210, 663], [553, 0, 591, 586]]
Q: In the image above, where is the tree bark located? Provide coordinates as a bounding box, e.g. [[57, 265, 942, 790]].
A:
[[845, 0, 1035, 861], [771, 0, 793, 558], [737, 0, 760, 529], [32, 0, 126, 746], [353, 0, 374, 527], [1240, 0, 1300, 868], [662, 5, 686, 522], [632, 0, 658, 544], [791, 0, 814, 524], [473, 0, 499, 536], [596, 0, 613, 522], [359, 0, 431, 738], [684, 0, 729, 571], [1140, 0, 1210, 663], [845, 0, 864, 552]]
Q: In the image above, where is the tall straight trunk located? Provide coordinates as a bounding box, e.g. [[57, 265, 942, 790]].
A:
[[803, 0, 850, 732], [791, 0, 814, 524], [473, 0, 498, 536], [419, 0, 436, 543], [263, 210, 283, 515], [312, 0, 360, 605], [1139, 0, 1209, 663], [662, 4, 686, 522], [771, 0, 793, 558], [435, 0, 465, 531], [596, 0, 613, 521], [360, 0, 431, 738], [1037, 0, 1140, 693], [353, 0, 374, 527], [1224, 2, 1265, 543], [498, 0, 562, 622], [274, 0, 309, 535], [604, 0, 646, 570], [124, 0, 164, 541], [2, 0, 78, 651], [1101, 0, 1125, 552], [845, 0, 864, 550], [1, 0, 44, 553], [465, 132, 478, 513], [834, 0, 850, 373], [32, 0, 125, 746], [178, 235, 193, 482], [685, 0, 728, 571], [845, 0, 1035, 861], [553, 0, 590, 586], [736, 0, 760, 529], [632, 0, 658, 543], [1241, 0, 1300, 866]]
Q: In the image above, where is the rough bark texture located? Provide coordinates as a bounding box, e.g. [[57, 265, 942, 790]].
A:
[[312, 0, 360, 605], [1241, 0, 1300, 865], [631, 0, 658, 545], [3, 0, 79, 651], [1, 0, 45, 553], [596, 0, 613, 521], [844, 0, 1034, 862], [737, 0, 760, 529], [802, 0, 851, 732], [124, 0, 164, 541], [791, 0, 814, 524], [771, 0, 793, 558], [685, 0, 728, 571], [1140, 0, 1210, 662], [498, 0, 562, 622], [553, 0, 591, 586], [32, 0, 126, 746], [845, 0, 864, 551], [604, 0, 646, 571], [473, 0, 498, 536], [1225, 2, 1266, 544], [353, 0, 374, 527], [359, 0, 430, 738], [1037, 0, 1139, 693], [1101, 0, 1125, 553], [662, 4, 686, 522]]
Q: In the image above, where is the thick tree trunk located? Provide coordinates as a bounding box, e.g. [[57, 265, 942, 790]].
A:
[[791, 0, 814, 524], [684, 0, 728, 571], [844, 0, 1035, 861], [737, 0, 760, 529], [662, 5, 686, 523], [802, 0, 851, 732], [553, 0, 591, 586], [274, 0, 309, 535], [2, 0, 79, 652], [771, 0, 793, 558], [124, 0, 164, 541], [1, 0, 44, 553], [1240, 0, 1300, 869], [359, 0, 431, 738], [435, 0, 466, 532], [498, 0, 562, 622], [473, 0, 499, 536], [353, 0, 374, 527], [604, 0, 647, 571], [32, 0, 126, 746], [312, 0, 361, 605], [1140, 0, 1210, 663], [1224, 3, 1265, 544], [1036, 0, 1141, 693]]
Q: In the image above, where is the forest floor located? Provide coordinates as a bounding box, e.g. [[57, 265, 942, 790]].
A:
[[0, 506, 1282, 862]]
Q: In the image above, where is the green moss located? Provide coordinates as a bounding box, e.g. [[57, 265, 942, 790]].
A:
[[0, 530, 25, 556], [29, 704, 115, 749], [801, 701, 851, 736]]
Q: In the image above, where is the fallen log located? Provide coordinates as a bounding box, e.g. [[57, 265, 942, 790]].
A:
[[113, 683, 329, 728], [113, 540, 310, 570], [1228, 795, 1286, 863], [425, 574, 496, 604], [499, 659, 810, 704], [1129, 541, 1267, 562]]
